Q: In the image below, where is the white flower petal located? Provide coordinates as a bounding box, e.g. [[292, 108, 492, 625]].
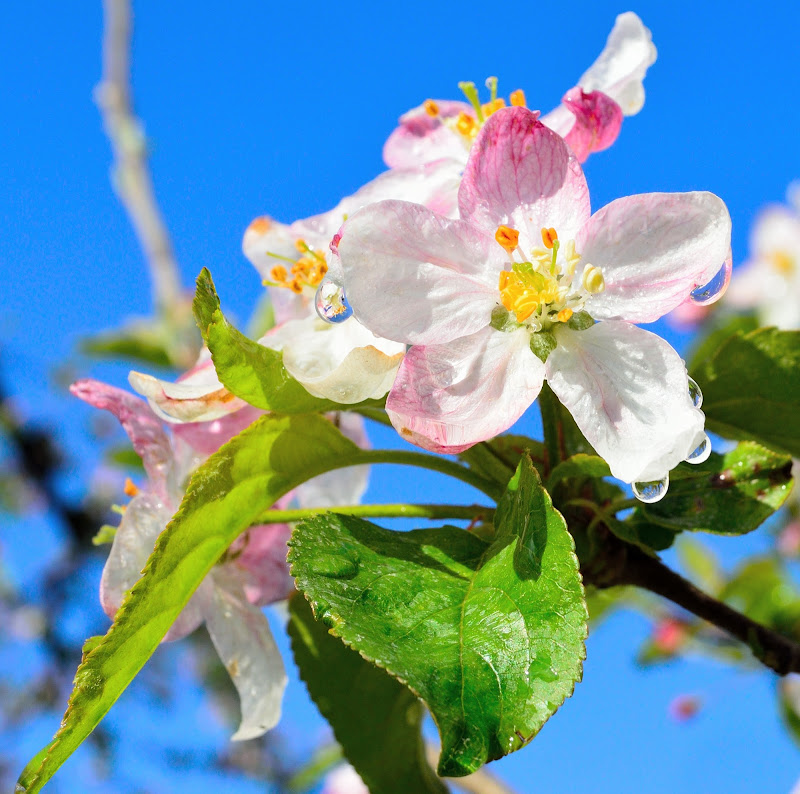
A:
[[577, 12, 657, 115], [205, 571, 287, 741], [386, 326, 545, 454], [579, 192, 732, 323], [100, 492, 209, 641], [546, 322, 704, 484], [261, 316, 405, 403], [337, 200, 501, 345]]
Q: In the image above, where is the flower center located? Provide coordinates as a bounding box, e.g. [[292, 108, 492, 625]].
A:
[[265, 239, 329, 295], [769, 250, 795, 276], [424, 77, 527, 150], [494, 225, 605, 331]]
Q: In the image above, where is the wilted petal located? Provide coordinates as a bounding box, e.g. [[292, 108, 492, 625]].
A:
[[71, 379, 172, 492], [338, 200, 501, 345], [459, 107, 590, 248], [130, 351, 247, 424], [100, 492, 210, 641], [386, 326, 544, 454], [579, 192, 732, 323], [261, 315, 405, 403], [205, 571, 287, 741], [546, 322, 704, 483], [382, 99, 472, 169], [577, 12, 657, 115]]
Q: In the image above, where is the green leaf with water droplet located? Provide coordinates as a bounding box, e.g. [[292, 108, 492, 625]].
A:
[[17, 413, 368, 793], [288, 595, 447, 794], [194, 268, 381, 413], [692, 326, 800, 456], [288, 457, 587, 777], [636, 441, 792, 535]]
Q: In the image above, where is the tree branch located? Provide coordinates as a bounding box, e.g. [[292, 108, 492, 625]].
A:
[[615, 546, 800, 676], [94, 0, 182, 317]]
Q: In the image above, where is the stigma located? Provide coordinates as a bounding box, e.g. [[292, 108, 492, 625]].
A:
[[495, 226, 603, 330]]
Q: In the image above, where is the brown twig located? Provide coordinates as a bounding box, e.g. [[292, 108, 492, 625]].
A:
[[94, 0, 182, 317], [614, 546, 800, 676]]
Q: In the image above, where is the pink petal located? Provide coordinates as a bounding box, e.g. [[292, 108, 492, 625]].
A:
[[382, 99, 472, 169], [386, 326, 544, 454], [337, 200, 501, 345], [70, 379, 172, 493], [578, 192, 732, 323], [229, 523, 294, 607], [560, 88, 623, 163], [172, 405, 263, 456], [546, 322, 705, 484], [458, 107, 590, 248]]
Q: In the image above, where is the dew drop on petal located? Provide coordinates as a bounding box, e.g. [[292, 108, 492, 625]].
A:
[[633, 474, 670, 504], [689, 256, 732, 306], [315, 276, 353, 323], [686, 433, 712, 464], [688, 376, 703, 409]]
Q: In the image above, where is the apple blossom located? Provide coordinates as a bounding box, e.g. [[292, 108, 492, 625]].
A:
[[336, 107, 731, 488], [383, 12, 655, 169], [70, 378, 368, 740], [727, 183, 800, 330]]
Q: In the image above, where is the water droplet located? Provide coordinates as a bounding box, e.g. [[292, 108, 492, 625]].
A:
[[687, 377, 703, 408], [689, 256, 732, 306], [633, 474, 670, 504], [686, 433, 712, 464], [312, 553, 360, 579], [315, 276, 353, 323]]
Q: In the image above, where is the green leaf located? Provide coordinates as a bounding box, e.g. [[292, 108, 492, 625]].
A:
[[288, 458, 587, 777], [18, 414, 367, 793], [637, 441, 792, 535], [692, 327, 800, 456], [459, 435, 546, 487], [676, 536, 724, 594], [193, 268, 339, 413], [606, 516, 678, 553], [547, 454, 610, 492], [687, 312, 759, 374], [81, 328, 173, 368], [288, 595, 446, 794]]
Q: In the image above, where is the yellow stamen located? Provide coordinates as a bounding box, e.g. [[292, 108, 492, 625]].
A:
[[424, 99, 440, 117], [495, 225, 520, 253], [541, 227, 558, 249], [295, 238, 311, 254], [456, 111, 477, 138], [123, 478, 139, 498], [582, 264, 605, 294], [509, 89, 527, 107], [270, 264, 288, 282], [482, 98, 506, 117], [557, 307, 573, 323], [288, 278, 304, 294]]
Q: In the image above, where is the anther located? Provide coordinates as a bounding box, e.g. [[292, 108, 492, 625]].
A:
[[456, 112, 477, 137], [247, 216, 271, 235], [582, 264, 606, 294], [269, 265, 288, 282], [557, 308, 574, 323], [509, 89, 527, 107], [541, 227, 558, 249], [123, 477, 139, 498], [424, 99, 440, 117], [495, 225, 520, 253]]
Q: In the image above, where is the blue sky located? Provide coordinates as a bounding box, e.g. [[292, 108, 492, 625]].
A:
[[2, 1, 800, 791]]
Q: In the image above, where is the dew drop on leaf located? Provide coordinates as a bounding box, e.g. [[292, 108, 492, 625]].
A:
[[315, 276, 353, 323], [689, 256, 732, 306], [633, 474, 670, 504]]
